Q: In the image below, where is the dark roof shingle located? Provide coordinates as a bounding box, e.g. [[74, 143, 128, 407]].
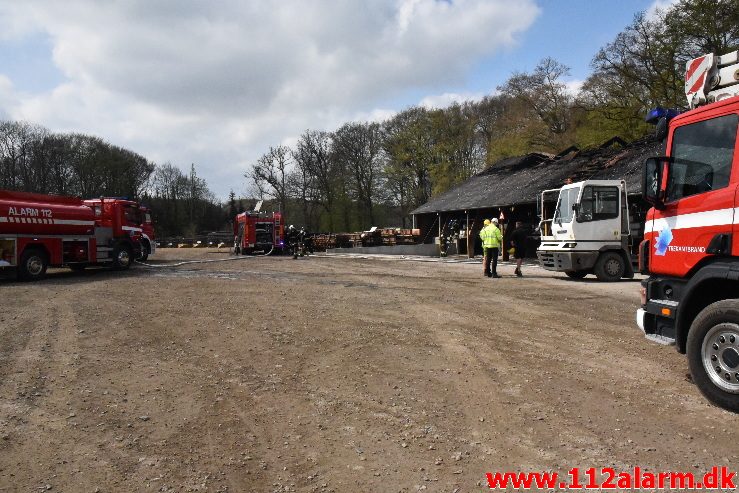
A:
[[410, 137, 662, 215]]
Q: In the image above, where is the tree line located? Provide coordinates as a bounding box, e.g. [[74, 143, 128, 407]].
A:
[[0, 121, 226, 237], [3, 0, 737, 236]]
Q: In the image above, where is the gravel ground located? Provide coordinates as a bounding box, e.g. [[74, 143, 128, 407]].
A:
[[0, 249, 736, 492]]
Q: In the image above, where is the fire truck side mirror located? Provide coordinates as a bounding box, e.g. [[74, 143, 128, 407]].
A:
[[643, 156, 667, 210], [655, 117, 669, 141]]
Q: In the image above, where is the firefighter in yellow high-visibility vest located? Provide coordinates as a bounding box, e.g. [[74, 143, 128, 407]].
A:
[[479, 218, 503, 278]]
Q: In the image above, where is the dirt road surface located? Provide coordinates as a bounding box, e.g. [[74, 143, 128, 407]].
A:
[[1, 250, 737, 492]]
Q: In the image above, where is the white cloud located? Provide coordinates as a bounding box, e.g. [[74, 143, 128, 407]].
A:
[[0, 75, 16, 119], [564, 79, 584, 96], [0, 0, 540, 198], [419, 91, 485, 109], [645, 0, 679, 19], [351, 108, 399, 124]]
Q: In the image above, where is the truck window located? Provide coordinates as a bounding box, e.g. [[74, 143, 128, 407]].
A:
[[667, 113, 738, 202], [554, 187, 580, 224], [124, 205, 141, 224], [578, 186, 619, 222]]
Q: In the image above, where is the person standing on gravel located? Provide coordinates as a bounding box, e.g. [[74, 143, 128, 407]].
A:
[[510, 221, 528, 277], [479, 218, 502, 278], [489, 218, 503, 277]]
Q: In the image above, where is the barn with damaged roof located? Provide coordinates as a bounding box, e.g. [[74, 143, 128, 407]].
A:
[[409, 136, 661, 260]]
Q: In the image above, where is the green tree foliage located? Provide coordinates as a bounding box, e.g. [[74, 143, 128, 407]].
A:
[[382, 108, 435, 223], [498, 57, 574, 150], [332, 122, 384, 228], [579, 0, 739, 144]]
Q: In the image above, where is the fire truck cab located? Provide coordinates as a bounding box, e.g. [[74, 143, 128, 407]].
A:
[[84, 198, 155, 261], [0, 191, 143, 281], [637, 50, 739, 411]]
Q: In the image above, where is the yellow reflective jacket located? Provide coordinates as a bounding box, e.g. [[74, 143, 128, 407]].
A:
[[479, 224, 502, 249]]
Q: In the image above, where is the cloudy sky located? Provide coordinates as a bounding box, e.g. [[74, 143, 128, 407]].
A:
[[0, 0, 665, 199]]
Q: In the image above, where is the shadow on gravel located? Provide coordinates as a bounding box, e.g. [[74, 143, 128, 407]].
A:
[[0, 265, 146, 287]]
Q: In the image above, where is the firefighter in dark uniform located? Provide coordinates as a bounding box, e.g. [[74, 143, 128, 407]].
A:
[[510, 221, 529, 277]]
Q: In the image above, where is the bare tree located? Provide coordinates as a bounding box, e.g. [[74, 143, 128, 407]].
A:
[[249, 145, 291, 213], [293, 130, 335, 230], [332, 122, 383, 227]]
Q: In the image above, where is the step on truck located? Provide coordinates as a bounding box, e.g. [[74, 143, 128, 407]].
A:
[[536, 180, 637, 281], [638, 50, 739, 411], [0, 190, 144, 281]]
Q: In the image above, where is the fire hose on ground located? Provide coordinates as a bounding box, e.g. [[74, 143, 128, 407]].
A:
[[134, 245, 275, 268]]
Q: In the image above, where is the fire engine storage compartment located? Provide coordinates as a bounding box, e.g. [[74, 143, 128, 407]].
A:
[[0, 238, 16, 266], [254, 221, 275, 249]]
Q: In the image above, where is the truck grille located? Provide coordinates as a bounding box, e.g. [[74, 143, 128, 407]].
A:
[[538, 251, 556, 268]]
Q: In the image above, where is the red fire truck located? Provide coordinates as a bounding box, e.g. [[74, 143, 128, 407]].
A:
[[84, 198, 156, 261], [638, 51, 739, 411], [0, 190, 144, 281], [233, 210, 284, 254]]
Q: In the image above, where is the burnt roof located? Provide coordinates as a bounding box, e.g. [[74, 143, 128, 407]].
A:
[[410, 137, 662, 215]]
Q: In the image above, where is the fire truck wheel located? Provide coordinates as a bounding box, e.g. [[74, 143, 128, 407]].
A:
[[565, 270, 588, 279], [112, 243, 133, 270], [594, 251, 625, 281], [138, 241, 149, 262], [687, 300, 739, 412], [18, 248, 48, 281]]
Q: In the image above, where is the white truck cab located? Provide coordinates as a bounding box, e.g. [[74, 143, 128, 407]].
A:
[[536, 179, 635, 281]]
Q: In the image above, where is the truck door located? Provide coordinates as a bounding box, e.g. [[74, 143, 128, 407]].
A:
[[574, 184, 620, 242], [650, 113, 739, 277]]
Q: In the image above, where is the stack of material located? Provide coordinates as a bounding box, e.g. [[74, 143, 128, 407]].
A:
[[380, 228, 397, 246], [334, 234, 353, 248], [359, 229, 382, 247], [395, 229, 421, 245], [310, 227, 422, 251], [311, 234, 335, 251]]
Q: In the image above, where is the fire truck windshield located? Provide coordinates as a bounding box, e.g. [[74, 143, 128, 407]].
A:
[[124, 205, 141, 225], [667, 113, 738, 202]]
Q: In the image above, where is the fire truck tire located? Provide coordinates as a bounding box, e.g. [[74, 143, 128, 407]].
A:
[[112, 243, 133, 270], [594, 251, 625, 281], [18, 248, 48, 281], [565, 270, 588, 279], [138, 241, 150, 261], [687, 300, 739, 412]]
